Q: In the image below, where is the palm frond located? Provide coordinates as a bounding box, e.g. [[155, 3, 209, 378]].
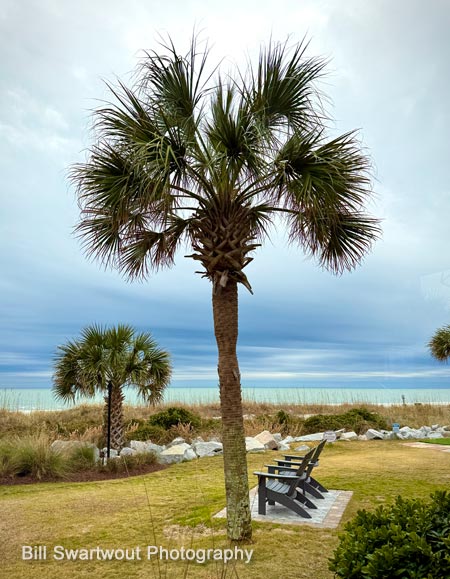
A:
[[119, 214, 190, 279], [271, 129, 380, 272], [137, 33, 213, 138], [52, 325, 172, 406], [70, 34, 380, 288], [53, 339, 98, 402], [242, 37, 327, 134], [205, 82, 264, 183], [428, 325, 450, 362], [306, 211, 380, 273]]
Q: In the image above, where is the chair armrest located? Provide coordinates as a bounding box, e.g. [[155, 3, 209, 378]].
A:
[[266, 464, 294, 474], [283, 454, 307, 460], [253, 471, 300, 480], [267, 464, 297, 472], [274, 459, 303, 467], [275, 459, 319, 467]]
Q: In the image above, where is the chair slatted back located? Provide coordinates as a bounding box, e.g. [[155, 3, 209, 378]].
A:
[[286, 448, 315, 495], [305, 439, 327, 476]]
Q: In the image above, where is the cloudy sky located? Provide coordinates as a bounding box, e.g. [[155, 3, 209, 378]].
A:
[[1, 0, 450, 394]]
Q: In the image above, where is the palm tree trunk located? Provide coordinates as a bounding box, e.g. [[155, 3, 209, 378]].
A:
[[103, 385, 125, 451], [212, 279, 252, 541]]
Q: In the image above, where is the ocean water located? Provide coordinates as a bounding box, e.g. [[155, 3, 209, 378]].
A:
[[0, 386, 449, 412]]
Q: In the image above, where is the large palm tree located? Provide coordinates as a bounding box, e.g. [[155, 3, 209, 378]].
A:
[[428, 324, 450, 362], [53, 324, 172, 450], [70, 36, 380, 540]]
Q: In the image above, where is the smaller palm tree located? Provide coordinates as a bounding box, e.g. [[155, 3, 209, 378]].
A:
[[428, 324, 450, 362], [53, 324, 172, 450]]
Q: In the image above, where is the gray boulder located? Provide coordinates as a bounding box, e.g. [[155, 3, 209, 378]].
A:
[[129, 440, 147, 453], [193, 441, 223, 458], [184, 448, 197, 461], [273, 433, 282, 442], [130, 440, 163, 454], [159, 443, 193, 464], [276, 442, 291, 451], [167, 437, 186, 447], [295, 432, 324, 442], [101, 447, 118, 458], [396, 426, 424, 439], [365, 429, 385, 440], [294, 444, 311, 452], [254, 430, 278, 450], [340, 431, 358, 441], [119, 447, 136, 457], [245, 437, 265, 453]]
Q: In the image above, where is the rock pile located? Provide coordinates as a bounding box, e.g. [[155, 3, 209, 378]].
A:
[[51, 423, 450, 465], [360, 424, 450, 441]]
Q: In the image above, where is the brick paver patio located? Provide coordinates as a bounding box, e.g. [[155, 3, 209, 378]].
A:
[[215, 487, 353, 528]]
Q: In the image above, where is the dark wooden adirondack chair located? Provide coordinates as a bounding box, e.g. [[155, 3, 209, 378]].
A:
[[273, 439, 328, 498], [253, 449, 315, 517]]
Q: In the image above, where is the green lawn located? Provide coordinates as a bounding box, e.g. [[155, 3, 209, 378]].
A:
[[1, 441, 449, 579], [422, 437, 450, 445]]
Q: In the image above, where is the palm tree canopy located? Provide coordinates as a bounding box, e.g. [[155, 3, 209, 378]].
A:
[[72, 36, 381, 294], [428, 324, 450, 362], [53, 324, 172, 403]]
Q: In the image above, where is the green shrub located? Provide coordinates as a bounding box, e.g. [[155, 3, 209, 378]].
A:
[[302, 407, 387, 435], [254, 410, 303, 435], [128, 407, 204, 443], [329, 491, 450, 578], [127, 424, 170, 444], [148, 407, 201, 430], [5, 435, 68, 480], [275, 409, 291, 425]]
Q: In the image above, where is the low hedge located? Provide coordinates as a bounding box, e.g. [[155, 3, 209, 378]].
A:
[[329, 491, 450, 578], [302, 407, 387, 435]]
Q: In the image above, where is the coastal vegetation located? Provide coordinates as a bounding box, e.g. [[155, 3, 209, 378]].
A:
[[1, 402, 448, 444], [0, 430, 165, 482], [69, 34, 380, 540]]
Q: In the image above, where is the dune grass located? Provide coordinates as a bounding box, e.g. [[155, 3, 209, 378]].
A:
[[1, 440, 449, 578], [0, 434, 69, 479], [1, 402, 448, 444]]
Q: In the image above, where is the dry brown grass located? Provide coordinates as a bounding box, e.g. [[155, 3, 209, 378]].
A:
[[1, 401, 448, 445]]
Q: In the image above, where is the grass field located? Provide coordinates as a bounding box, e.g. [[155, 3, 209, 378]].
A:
[[1, 440, 449, 579]]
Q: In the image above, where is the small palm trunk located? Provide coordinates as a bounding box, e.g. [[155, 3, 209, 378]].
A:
[[212, 280, 252, 541], [103, 386, 125, 453]]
